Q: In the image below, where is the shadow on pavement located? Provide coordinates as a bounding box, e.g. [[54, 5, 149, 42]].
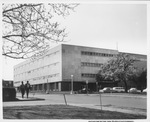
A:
[[3, 97, 45, 102]]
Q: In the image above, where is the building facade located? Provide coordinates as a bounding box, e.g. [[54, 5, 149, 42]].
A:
[[14, 44, 147, 91]]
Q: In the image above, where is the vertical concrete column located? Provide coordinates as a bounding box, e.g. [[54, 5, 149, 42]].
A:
[[34, 85, 36, 91], [32, 85, 35, 91], [46, 79, 49, 91], [54, 82, 56, 91], [42, 84, 45, 91], [49, 83, 51, 91], [33, 85, 35, 91], [58, 82, 61, 91], [37, 84, 39, 91], [48, 83, 50, 91]]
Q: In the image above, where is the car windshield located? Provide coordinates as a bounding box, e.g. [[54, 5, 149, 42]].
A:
[[114, 87, 123, 89], [131, 88, 136, 90], [103, 87, 110, 90]]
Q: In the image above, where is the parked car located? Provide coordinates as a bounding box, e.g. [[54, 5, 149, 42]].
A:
[[143, 88, 147, 93], [128, 88, 138, 93], [112, 87, 125, 93], [78, 88, 91, 94], [99, 87, 113, 93]]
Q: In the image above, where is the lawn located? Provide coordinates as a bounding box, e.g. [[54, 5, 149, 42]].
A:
[[3, 105, 146, 119]]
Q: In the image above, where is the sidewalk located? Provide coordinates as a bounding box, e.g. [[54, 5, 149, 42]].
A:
[[17, 96, 45, 101]]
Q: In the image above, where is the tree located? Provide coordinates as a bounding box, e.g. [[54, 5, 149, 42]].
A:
[[2, 3, 78, 59], [131, 69, 147, 92], [96, 53, 137, 92], [138, 69, 147, 92], [96, 70, 105, 84]]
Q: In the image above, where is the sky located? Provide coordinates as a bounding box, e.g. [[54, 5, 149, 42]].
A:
[[2, 3, 148, 80]]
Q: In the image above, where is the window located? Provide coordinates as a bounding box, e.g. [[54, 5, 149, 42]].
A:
[[81, 51, 114, 57], [81, 73, 97, 78], [81, 62, 102, 67]]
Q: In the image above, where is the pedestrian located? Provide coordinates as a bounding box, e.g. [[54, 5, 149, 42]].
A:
[[20, 81, 25, 98], [25, 81, 31, 98]]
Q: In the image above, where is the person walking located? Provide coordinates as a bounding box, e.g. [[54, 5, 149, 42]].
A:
[[20, 81, 25, 98], [25, 81, 31, 98]]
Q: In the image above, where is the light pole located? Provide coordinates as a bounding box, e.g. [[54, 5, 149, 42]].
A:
[[86, 80, 88, 95], [96, 82, 98, 93], [46, 79, 49, 94], [70, 75, 73, 94]]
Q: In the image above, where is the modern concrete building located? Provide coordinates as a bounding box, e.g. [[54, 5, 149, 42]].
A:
[[14, 44, 147, 92]]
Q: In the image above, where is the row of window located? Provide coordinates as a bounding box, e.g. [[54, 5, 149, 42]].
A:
[[14, 62, 59, 77], [81, 73, 97, 78], [139, 58, 147, 61], [14, 51, 60, 71], [81, 51, 114, 57], [14, 73, 60, 84], [27, 62, 59, 74], [81, 62, 102, 67], [32, 73, 60, 81], [14, 81, 20, 84]]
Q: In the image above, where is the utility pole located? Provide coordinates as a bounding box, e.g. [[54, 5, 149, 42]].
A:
[[70, 75, 74, 94], [96, 82, 98, 93], [86, 80, 88, 95]]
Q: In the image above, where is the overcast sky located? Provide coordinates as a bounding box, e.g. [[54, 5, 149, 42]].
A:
[[60, 4, 147, 53], [2, 3, 148, 80]]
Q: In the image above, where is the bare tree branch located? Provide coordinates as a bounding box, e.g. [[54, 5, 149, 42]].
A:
[[3, 4, 42, 14], [2, 3, 79, 59]]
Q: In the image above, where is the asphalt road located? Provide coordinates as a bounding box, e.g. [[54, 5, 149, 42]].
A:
[[36, 93, 147, 110], [3, 92, 147, 115]]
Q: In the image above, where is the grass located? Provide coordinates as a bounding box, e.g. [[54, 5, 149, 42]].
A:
[[3, 105, 146, 119]]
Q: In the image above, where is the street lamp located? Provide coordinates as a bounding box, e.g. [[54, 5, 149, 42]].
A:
[[70, 75, 73, 94], [46, 79, 49, 94], [96, 82, 98, 92], [86, 80, 88, 95]]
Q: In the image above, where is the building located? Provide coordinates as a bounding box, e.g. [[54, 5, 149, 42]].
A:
[[14, 44, 147, 92]]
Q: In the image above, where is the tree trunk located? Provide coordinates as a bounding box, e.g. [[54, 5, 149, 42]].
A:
[[123, 80, 128, 93]]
